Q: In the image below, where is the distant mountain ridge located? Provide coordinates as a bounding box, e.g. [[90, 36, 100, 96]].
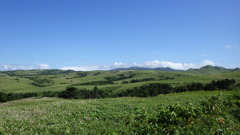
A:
[[111, 67, 183, 71], [111, 65, 240, 73]]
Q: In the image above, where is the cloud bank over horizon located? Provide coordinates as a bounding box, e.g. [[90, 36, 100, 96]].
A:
[[60, 60, 215, 71], [0, 63, 50, 71], [0, 60, 217, 71]]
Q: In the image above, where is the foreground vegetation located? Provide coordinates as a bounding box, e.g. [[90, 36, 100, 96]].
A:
[[0, 91, 239, 134]]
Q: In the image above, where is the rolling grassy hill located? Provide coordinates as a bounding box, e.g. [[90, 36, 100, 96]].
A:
[[187, 65, 240, 74], [0, 65, 240, 94]]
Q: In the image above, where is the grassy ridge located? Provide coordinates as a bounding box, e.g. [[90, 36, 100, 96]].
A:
[[0, 91, 238, 134]]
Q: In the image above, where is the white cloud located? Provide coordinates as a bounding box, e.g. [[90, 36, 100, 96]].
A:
[[60, 60, 215, 71], [202, 60, 215, 66], [0, 63, 50, 71], [113, 62, 128, 67], [36, 63, 50, 69]]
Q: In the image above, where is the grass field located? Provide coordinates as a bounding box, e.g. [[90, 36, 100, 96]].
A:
[[0, 67, 240, 134], [1, 90, 239, 135]]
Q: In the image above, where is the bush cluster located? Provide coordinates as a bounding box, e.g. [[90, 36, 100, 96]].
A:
[[117, 83, 172, 97], [118, 79, 236, 97], [122, 78, 156, 84], [75, 72, 88, 78], [59, 86, 111, 99], [72, 80, 114, 86], [29, 77, 54, 87], [0, 92, 38, 102], [176, 79, 236, 92], [105, 72, 136, 81], [0, 91, 61, 103]]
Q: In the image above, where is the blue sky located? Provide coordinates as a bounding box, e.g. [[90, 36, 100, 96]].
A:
[[0, 0, 239, 71]]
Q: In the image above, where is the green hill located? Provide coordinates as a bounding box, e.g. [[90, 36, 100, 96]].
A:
[[187, 65, 239, 74]]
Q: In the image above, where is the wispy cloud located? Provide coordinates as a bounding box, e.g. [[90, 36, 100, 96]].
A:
[[225, 44, 240, 54], [0, 63, 50, 71], [60, 60, 215, 71], [225, 44, 239, 49]]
